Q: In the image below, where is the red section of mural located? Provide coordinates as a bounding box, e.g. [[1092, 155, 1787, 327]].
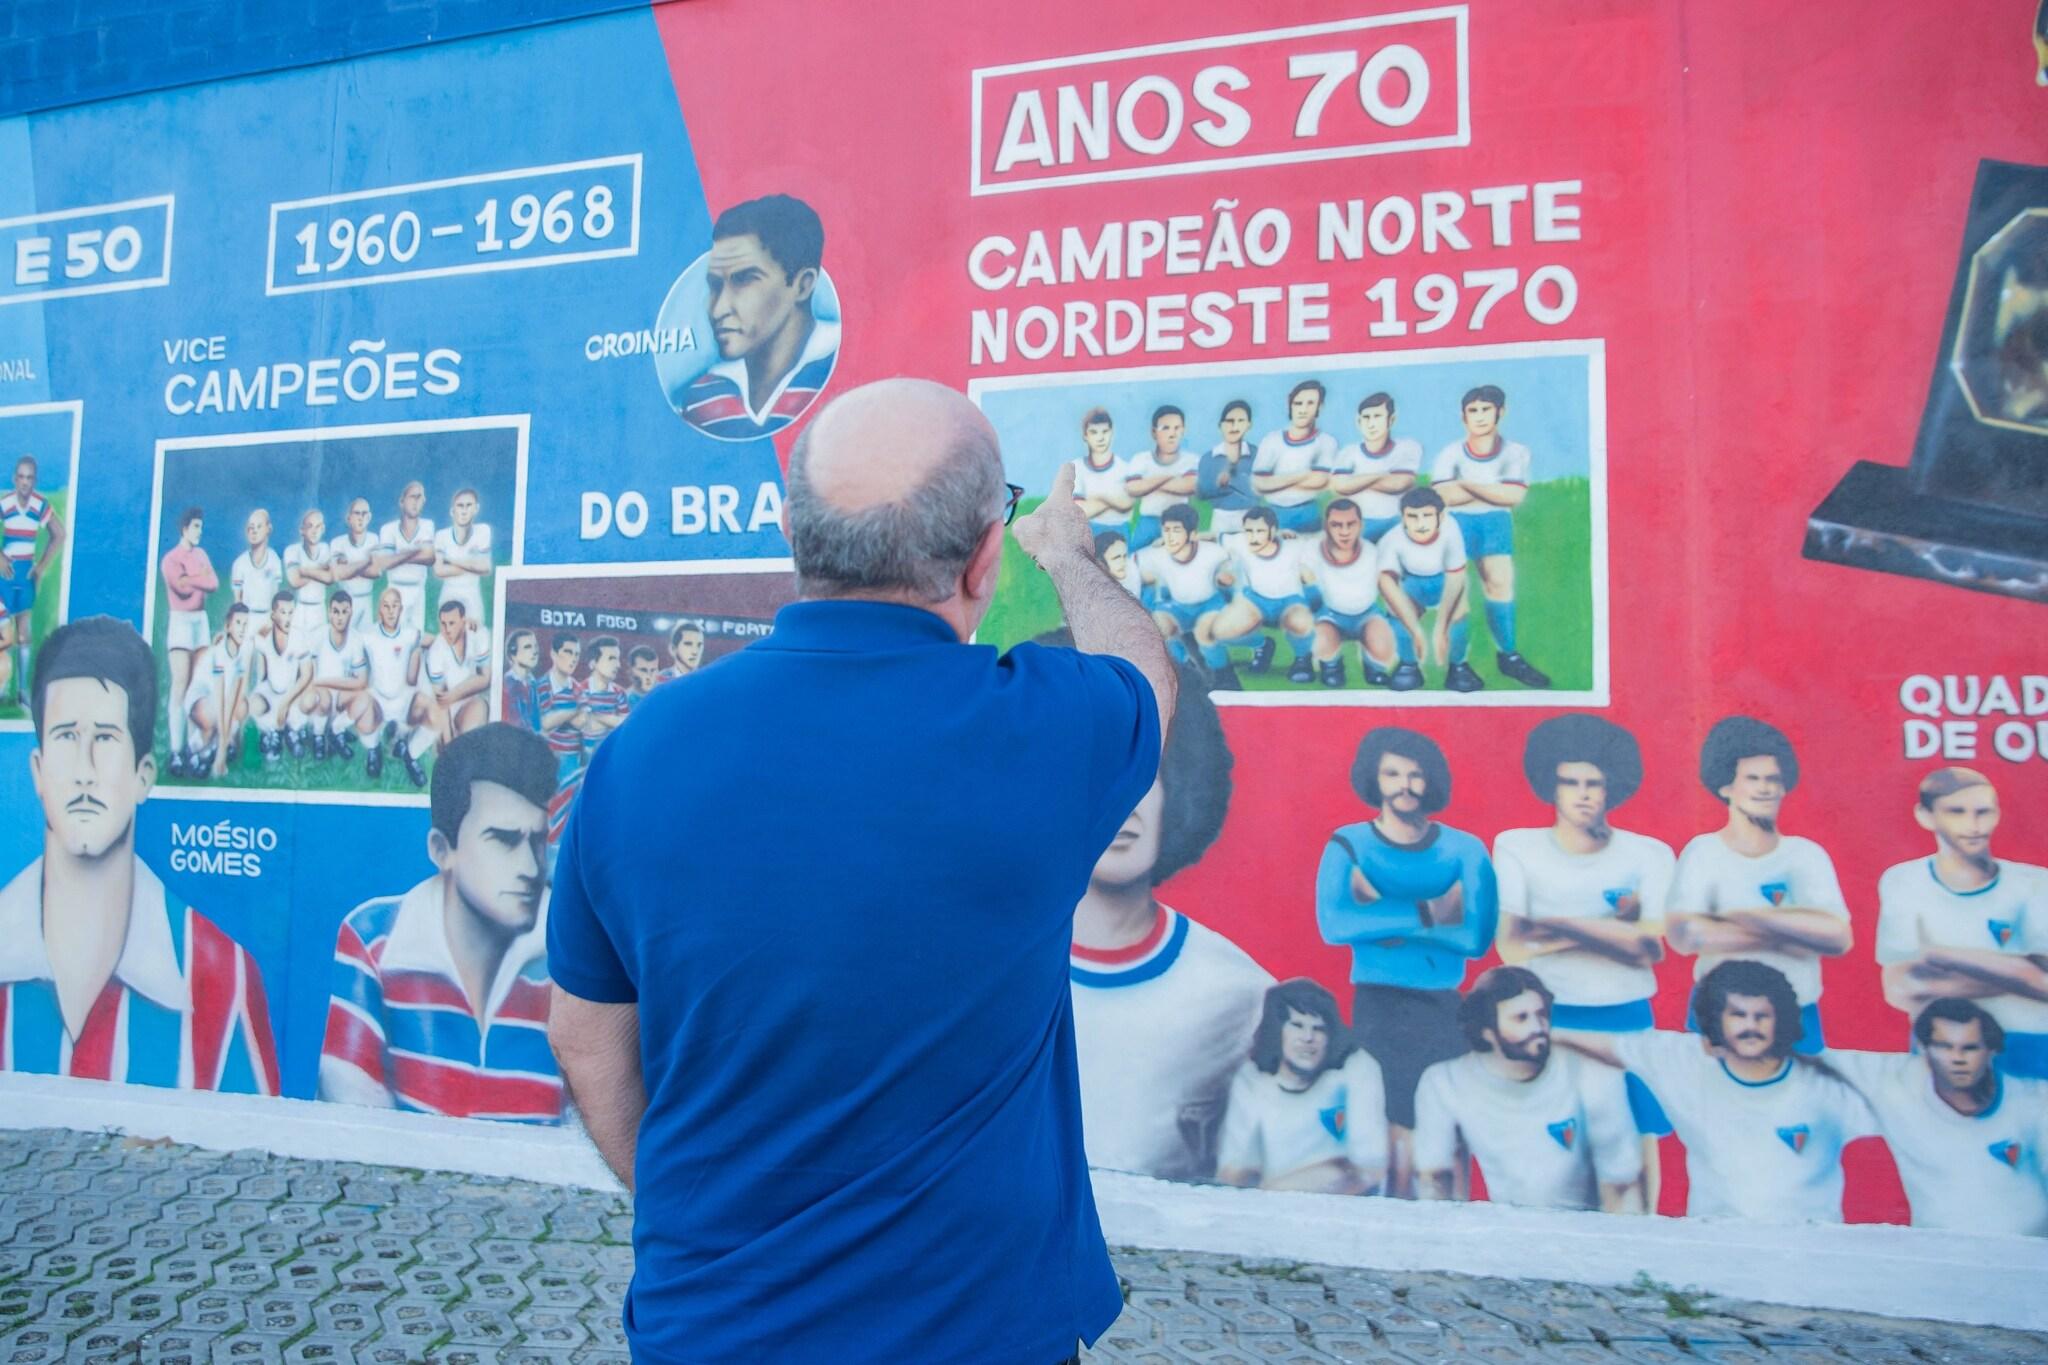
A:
[[656, 0, 2048, 1225]]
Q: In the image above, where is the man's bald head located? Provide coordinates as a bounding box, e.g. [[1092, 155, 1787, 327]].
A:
[[786, 379, 1006, 602]]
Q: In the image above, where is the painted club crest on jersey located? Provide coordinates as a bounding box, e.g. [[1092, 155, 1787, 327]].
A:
[[1761, 881, 1790, 907], [1775, 1124, 1811, 1154], [1601, 887, 1630, 908], [1546, 1117, 1579, 1151], [1988, 919, 2017, 947], [1320, 1093, 1348, 1141], [1990, 1139, 2023, 1169]]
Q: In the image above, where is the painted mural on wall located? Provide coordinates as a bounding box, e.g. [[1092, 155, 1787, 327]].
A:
[[0, 0, 2044, 1241]]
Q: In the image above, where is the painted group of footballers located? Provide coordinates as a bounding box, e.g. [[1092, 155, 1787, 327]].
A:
[[1075, 692, 2048, 1235], [1068, 382, 1551, 692], [500, 619, 706, 846], [154, 482, 497, 784]]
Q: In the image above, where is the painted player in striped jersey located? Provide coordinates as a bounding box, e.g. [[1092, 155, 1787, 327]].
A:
[[501, 629, 542, 730], [0, 617, 278, 1093], [1875, 768, 2048, 1077], [1302, 498, 1380, 689], [181, 603, 253, 780], [574, 636, 630, 752], [282, 509, 336, 657], [361, 586, 432, 788], [1216, 979, 1388, 1195], [433, 489, 493, 626], [229, 508, 283, 619], [248, 591, 312, 761], [424, 600, 492, 749], [664, 622, 704, 682], [1210, 507, 1316, 685], [376, 481, 436, 635], [1134, 505, 1236, 684], [537, 634, 588, 845], [625, 645, 661, 709], [320, 722, 561, 1122], [327, 497, 380, 635], [1123, 406, 1199, 550], [1069, 662, 1273, 1181], [303, 591, 377, 763], [1068, 407, 1134, 534], [1428, 385, 1550, 688], [681, 194, 839, 441], [1319, 392, 1421, 542], [1252, 381, 1339, 534], [1362, 487, 1478, 693], [0, 455, 65, 703], [158, 506, 218, 777]]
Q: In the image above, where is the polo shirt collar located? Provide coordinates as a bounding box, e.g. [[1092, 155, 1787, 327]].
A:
[[758, 600, 961, 653], [380, 873, 549, 1025], [0, 854, 188, 1011]]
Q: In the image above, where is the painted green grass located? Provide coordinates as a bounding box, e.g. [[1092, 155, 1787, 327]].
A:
[[0, 488, 71, 722], [148, 563, 505, 796], [980, 477, 1596, 696]]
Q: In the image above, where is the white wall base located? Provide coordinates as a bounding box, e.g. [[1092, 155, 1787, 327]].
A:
[[7, 1073, 2045, 1333]]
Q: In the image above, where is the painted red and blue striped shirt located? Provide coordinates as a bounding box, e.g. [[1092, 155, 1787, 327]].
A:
[[0, 857, 279, 1094], [319, 875, 561, 1123], [680, 319, 840, 441], [0, 491, 51, 563]]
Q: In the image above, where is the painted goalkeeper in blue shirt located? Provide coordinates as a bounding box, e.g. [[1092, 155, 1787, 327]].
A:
[[1316, 725, 1497, 1197]]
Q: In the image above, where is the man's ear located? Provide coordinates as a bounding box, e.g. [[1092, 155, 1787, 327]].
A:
[[791, 266, 818, 304], [964, 519, 1005, 605], [427, 827, 454, 873]]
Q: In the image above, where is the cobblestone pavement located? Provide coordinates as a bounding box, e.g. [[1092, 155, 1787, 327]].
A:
[[1, 1129, 2042, 1364]]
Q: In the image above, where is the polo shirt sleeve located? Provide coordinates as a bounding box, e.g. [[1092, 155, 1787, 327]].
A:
[[546, 796, 637, 1005], [1074, 651, 1162, 856]]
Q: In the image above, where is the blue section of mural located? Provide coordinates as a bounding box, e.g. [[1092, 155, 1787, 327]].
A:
[[0, 1, 656, 120], [0, 9, 786, 1106]]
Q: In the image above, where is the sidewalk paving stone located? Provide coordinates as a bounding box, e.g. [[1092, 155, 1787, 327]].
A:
[[4, 1128, 2044, 1363]]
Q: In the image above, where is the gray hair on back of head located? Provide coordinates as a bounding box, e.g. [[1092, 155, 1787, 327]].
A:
[[785, 413, 1006, 602]]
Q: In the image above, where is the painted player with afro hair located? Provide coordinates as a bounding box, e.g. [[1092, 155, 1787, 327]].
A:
[[1059, 646, 1275, 1182]]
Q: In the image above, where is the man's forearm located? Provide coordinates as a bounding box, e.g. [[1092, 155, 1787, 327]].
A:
[[1041, 546, 1178, 740], [549, 990, 646, 1193]]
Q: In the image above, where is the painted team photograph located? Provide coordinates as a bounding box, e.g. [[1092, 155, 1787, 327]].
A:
[[142, 420, 524, 797], [491, 564, 796, 851], [971, 344, 1605, 704]]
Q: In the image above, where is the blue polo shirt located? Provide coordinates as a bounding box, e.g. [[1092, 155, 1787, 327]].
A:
[[548, 600, 1158, 1365]]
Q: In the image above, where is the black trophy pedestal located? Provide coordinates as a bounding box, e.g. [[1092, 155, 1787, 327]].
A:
[[1805, 462, 2048, 603], [1802, 159, 2048, 605]]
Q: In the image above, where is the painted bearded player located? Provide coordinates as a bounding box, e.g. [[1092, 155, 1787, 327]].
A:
[[1215, 978, 1388, 1195], [0, 617, 278, 1092], [1412, 967, 1644, 1213], [1667, 716, 1852, 1051], [1561, 960, 1876, 1224], [1068, 661, 1273, 1182], [1317, 726, 1498, 1197], [1876, 767, 2048, 1078], [1493, 715, 1676, 1200], [1808, 998, 2048, 1236], [320, 723, 562, 1121]]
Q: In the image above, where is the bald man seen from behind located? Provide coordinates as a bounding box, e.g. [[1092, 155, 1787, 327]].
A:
[[546, 379, 1177, 1364]]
